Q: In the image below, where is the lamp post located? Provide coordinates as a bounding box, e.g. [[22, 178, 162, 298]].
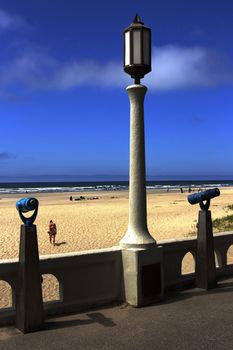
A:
[[120, 16, 163, 307], [120, 15, 156, 249]]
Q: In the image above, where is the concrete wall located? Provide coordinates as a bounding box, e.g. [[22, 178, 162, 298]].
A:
[[1, 232, 233, 325]]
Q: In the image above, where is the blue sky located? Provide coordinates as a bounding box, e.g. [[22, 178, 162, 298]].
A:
[[1, 0, 233, 181]]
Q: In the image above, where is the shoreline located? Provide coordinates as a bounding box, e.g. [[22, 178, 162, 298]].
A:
[[1, 180, 233, 197], [1, 185, 233, 198]]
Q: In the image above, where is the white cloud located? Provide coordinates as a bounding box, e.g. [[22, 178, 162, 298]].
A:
[[148, 46, 208, 89], [50, 60, 128, 90], [0, 45, 233, 94], [2, 50, 59, 88], [50, 46, 233, 91], [0, 49, 128, 91], [0, 9, 26, 31], [146, 46, 233, 90]]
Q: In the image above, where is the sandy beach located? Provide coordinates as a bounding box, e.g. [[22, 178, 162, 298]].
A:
[[1, 188, 233, 259], [1, 188, 233, 307]]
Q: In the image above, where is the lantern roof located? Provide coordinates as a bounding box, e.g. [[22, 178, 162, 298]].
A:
[[132, 14, 144, 26]]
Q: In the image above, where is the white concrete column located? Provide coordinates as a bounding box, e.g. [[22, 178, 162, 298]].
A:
[[120, 84, 156, 249]]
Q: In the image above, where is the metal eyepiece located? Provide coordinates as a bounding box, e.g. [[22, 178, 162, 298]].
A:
[[16, 197, 39, 225]]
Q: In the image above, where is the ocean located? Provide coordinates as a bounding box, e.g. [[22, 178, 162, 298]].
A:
[[0, 180, 232, 195]]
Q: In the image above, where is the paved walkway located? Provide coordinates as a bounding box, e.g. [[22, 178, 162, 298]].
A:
[[1, 278, 233, 350]]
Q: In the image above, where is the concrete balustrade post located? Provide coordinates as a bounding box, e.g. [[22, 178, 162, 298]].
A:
[[16, 224, 44, 333], [196, 210, 217, 289]]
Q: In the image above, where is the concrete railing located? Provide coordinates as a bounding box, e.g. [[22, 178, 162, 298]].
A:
[[0, 247, 123, 325], [160, 231, 233, 289], [1, 232, 233, 325]]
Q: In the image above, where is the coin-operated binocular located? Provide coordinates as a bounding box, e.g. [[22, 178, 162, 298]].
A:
[[187, 188, 220, 290], [15, 197, 43, 333], [16, 197, 39, 226], [188, 188, 220, 210]]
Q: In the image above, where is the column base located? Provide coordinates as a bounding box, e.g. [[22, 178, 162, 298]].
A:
[[120, 228, 156, 249], [121, 245, 164, 307]]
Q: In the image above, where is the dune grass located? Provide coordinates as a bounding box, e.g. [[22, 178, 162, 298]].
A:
[[226, 204, 233, 211], [187, 208, 233, 237], [212, 214, 233, 232]]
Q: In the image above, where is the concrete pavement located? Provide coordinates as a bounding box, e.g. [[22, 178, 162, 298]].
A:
[[1, 278, 233, 350]]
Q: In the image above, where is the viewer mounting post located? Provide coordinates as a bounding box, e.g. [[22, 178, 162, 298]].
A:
[[188, 188, 220, 289], [16, 198, 44, 333], [120, 15, 164, 307]]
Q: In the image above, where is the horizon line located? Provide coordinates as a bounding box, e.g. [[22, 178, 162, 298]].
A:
[[0, 174, 233, 183]]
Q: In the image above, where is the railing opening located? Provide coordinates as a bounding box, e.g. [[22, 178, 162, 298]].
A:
[[227, 245, 233, 265], [181, 252, 195, 275], [215, 250, 222, 268], [42, 274, 61, 303], [0, 280, 13, 309]]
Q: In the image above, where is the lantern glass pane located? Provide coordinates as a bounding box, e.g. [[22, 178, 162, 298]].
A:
[[143, 30, 150, 65], [125, 31, 130, 66], [133, 30, 141, 64]]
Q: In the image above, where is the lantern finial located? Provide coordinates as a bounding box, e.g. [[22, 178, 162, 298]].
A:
[[132, 14, 144, 25]]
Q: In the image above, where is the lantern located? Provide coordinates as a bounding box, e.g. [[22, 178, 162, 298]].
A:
[[124, 14, 152, 84]]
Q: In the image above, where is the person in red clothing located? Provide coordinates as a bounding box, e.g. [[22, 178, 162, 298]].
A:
[[48, 220, 57, 246]]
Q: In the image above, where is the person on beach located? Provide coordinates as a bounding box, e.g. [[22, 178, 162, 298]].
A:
[[48, 220, 57, 246]]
